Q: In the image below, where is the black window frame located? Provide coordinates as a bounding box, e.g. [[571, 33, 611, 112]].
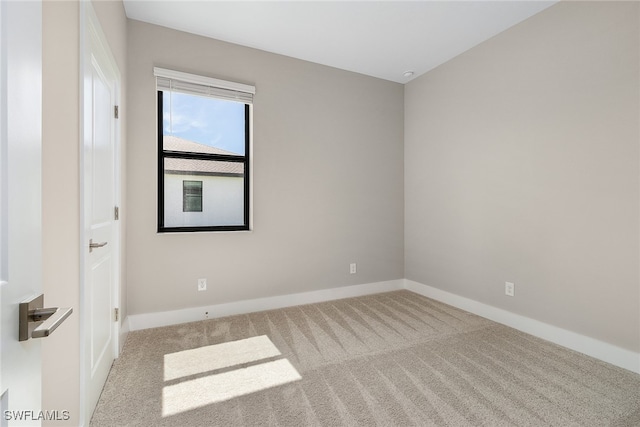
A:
[[157, 91, 251, 233]]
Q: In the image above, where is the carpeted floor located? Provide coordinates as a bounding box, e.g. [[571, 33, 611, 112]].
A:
[[91, 290, 640, 426]]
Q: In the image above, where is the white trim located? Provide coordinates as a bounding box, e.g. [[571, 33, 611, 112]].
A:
[[128, 279, 404, 331], [119, 316, 130, 354], [405, 279, 640, 374], [153, 67, 255, 94], [126, 277, 639, 375]]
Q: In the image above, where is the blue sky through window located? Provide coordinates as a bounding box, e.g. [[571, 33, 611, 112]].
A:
[[163, 92, 245, 155]]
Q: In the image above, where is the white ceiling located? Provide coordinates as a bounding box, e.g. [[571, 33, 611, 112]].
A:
[[123, 1, 557, 84]]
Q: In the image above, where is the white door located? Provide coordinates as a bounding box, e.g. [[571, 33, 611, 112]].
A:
[[0, 0, 44, 425], [81, 4, 120, 424]]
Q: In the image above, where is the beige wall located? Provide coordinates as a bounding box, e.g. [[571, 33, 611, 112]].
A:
[[42, 2, 80, 422], [126, 20, 404, 316], [42, 0, 127, 424], [405, 1, 640, 352]]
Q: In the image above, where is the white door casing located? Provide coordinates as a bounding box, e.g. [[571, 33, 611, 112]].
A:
[[80, 3, 120, 425], [0, 0, 43, 426]]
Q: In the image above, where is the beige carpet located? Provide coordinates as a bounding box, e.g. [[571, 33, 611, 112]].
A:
[[91, 290, 640, 426]]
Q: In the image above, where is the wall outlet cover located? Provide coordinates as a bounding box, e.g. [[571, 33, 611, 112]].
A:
[[505, 281, 515, 297]]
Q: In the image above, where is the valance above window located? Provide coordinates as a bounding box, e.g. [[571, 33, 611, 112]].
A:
[[154, 67, 255, 104]]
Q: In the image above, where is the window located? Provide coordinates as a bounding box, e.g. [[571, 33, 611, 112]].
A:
[[155, 68, 254, 232], [183, 180, 202, 212]]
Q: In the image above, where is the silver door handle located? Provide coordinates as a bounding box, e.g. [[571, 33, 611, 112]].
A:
[[32, 307, 73, 338], [19, 294, 73, 341], [89, 239, 108, 253]]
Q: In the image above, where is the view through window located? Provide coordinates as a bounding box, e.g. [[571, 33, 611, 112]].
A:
[[157, 77, 251, 232]]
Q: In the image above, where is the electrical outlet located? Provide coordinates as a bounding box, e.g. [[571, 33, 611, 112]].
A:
[[204, 311, 209, 319], [350, 263, 357, 274], [198, 278, 207, 291], [505, 281, 515, 297]]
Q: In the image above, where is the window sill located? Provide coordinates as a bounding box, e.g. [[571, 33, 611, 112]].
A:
[[156, 228, 253, 235]]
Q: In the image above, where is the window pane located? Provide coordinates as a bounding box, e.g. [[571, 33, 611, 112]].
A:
[[183, 180, 202, 212], [162, 91, 245, 156], [164, 158, 245, 228]]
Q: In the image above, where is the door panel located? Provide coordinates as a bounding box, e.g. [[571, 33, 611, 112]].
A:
[[91, 65, 114, 224], [90, 255, 112, 377], [0, 1, 43, 425], [89, 58, 115, 383], [82, 5, 119, 423]]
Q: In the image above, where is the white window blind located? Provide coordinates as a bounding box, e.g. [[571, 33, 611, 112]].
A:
[[154, 67, 255, 104]]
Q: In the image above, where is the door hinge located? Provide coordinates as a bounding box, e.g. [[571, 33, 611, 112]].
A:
[[114, 308, 119, 322], [114, 206, 119, 220], [114, 105, 119, 119]]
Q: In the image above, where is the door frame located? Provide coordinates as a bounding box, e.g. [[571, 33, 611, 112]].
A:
[[79, 2, 121, 425]]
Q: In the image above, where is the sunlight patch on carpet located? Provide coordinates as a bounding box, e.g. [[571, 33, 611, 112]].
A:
[[162, 336, 301, 417], [163, 335, 281, 381], [162, 359, 301, 416]]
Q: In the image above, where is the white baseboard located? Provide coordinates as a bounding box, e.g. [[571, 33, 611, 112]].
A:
[[405, 279, 640, 375], [127, 279, 404, 332], [125, 277, 639, 374]]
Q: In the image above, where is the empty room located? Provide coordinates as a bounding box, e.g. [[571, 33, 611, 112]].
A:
[[1, 0, 638, 426]]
